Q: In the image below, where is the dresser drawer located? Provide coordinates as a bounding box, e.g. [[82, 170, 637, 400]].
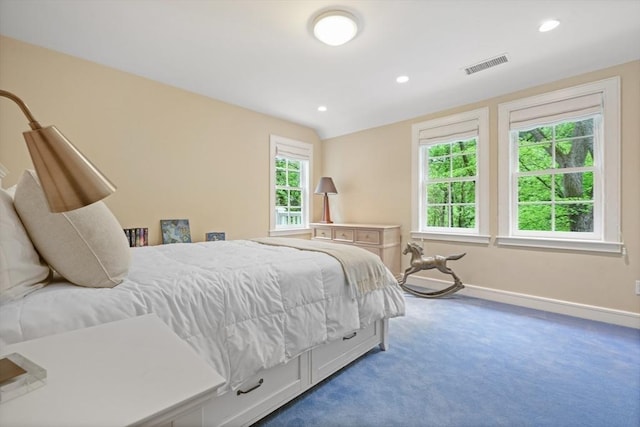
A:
[[333, 228, 354, 242], [355, 229, 381, 245], [313, 227, 332, 240], [203, 356, 305, 426]]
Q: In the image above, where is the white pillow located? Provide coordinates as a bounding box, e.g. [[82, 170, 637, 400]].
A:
[[13, 170, 130, 288], [0, 187, 51, 303]]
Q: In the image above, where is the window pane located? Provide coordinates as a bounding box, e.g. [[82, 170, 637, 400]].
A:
[[451, 139, 476, 154], [518, 126, 553, 143], [555, 118, 593, 139], [451, 181, 475, 203], [429, 144, 450, 157], [518, 204, 551, 231], [518, 175, 551, 202], [427, 183, 448, 204], [452, 205, 475, 228], [555, 172, 593, 201], [518, 143, 552, 172], [555, 203, 594, 232], [288, 160, 300, 171], [451, 154, 476, 177], [288, 171, 300, 187], [427, 206, 449, 227], [554, 137, 594, 169], [289, 190, 301, 207], [276, 170, 286, 186], [428, 156, 450, 179], [276, 189, 288, 206]]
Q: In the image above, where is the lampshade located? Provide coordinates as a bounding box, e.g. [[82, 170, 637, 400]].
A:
[[313, 10, 359, 46], [315, 177, 338, 194], [1, 89, 116, 212]]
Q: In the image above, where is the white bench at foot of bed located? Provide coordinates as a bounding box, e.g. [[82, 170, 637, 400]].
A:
[[186, 318, 389, 427]]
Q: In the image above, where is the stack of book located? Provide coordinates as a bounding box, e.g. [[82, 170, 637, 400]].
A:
[[123, 228, 148, 247]]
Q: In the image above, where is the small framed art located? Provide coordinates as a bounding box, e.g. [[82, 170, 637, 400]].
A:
[[160, 219, 192, 244], [205, 232, 226, 241]]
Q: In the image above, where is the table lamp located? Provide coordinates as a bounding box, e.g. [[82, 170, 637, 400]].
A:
[[0, 89, 116, 212], [315, 177, 338, 224]]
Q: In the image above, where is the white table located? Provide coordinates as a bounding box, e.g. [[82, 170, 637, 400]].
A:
[[0, 314, 225, 427]]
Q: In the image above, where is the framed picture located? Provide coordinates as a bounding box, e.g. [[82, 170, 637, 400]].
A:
[[160, 219, 191, 244], [205, 232, 226, 241]]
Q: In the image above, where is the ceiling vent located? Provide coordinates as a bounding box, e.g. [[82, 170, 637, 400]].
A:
[[464, 54, 509, 75]]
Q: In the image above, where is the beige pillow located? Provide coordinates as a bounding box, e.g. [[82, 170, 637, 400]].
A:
[[0, 187, 51, 302], [13, 170, 130, 288]]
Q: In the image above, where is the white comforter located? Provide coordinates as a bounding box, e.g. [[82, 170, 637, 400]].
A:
[[0, 240, 405, 393]]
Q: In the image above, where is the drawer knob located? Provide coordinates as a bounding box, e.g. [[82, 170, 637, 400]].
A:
[[237, 378, 264, 395]]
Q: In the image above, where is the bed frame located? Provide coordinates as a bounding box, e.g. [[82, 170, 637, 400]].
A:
[[170, 318, 388, 427]]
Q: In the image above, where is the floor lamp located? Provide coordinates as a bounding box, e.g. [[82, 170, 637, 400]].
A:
[[0, 89, 116, 212], [1, 89, 117, 393]]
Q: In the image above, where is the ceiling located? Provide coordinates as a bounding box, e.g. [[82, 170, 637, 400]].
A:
[[1, 0, 639, 139]]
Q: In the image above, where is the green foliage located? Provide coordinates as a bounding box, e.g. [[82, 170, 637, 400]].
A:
[[515, 117, 596, 232], [275, 157, 305, 226], [424, 138, 477, 229], [421, 117, 597, 233]]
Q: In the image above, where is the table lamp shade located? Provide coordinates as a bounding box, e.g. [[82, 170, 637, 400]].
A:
[[314, 177, 338, 195]]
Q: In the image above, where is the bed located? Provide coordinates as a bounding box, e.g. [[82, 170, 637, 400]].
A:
[[1, 171, 405, 426]]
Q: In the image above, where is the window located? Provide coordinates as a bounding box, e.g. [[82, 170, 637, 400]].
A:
[[497, 77, 621, 253], [269, 135, 312, 235], [411, 108, 490, 243]]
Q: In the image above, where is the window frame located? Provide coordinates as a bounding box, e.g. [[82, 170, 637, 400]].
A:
[[269, 135, 313, 236], [497, 77, 622, 253], [411, 107, 490, 244]]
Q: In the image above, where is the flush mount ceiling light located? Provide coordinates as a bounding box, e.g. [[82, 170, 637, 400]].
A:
[[539, 19, 560, 32], [313, 10, 359, 46], [317, 105, 327, 112], [396, 75, 410, 84]]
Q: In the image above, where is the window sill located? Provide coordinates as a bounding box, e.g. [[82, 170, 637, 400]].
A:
[[496, 236, 624, 254], [410, 231, 491, 245], [269, 227, 312, 237]]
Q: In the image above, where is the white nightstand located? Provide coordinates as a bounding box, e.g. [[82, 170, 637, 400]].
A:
[[0, 315, 225, 427]]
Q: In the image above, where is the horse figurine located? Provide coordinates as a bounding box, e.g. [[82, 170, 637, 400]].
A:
[[397, 242, 466, 298]]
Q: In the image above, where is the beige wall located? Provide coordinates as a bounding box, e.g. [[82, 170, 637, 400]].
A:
[[0, 36, 322, 244], [323, 60, 640, 314], [1, 36, 638, 315]]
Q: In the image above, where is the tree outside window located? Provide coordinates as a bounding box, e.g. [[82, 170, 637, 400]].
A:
[[515, 117, 595, 233], [422, 138, 477, 229], [275, 157, 304, 227]]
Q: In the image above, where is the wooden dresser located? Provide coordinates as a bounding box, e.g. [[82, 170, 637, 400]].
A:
[[310, 223, 401, 275]]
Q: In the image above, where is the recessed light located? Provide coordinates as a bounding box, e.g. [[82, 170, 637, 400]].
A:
[[318, 106, 327, 112], [396, 75, 409, 84], [313, 10, 359, 46], [539, 19, 560, 32]]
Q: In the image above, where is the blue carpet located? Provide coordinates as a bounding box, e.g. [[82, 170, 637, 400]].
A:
[[255, 294, 640, 427]]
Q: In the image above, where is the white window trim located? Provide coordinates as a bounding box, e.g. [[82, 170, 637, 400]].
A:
[[411, 107, 490, 244], [497, 77, 622, 253], [269, 135, 312, 236]]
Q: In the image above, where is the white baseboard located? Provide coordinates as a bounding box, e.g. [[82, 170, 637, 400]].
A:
[[406, 276, 640, 329]]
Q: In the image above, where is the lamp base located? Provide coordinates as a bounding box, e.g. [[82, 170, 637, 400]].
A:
[[320, 193, 333, 224]]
